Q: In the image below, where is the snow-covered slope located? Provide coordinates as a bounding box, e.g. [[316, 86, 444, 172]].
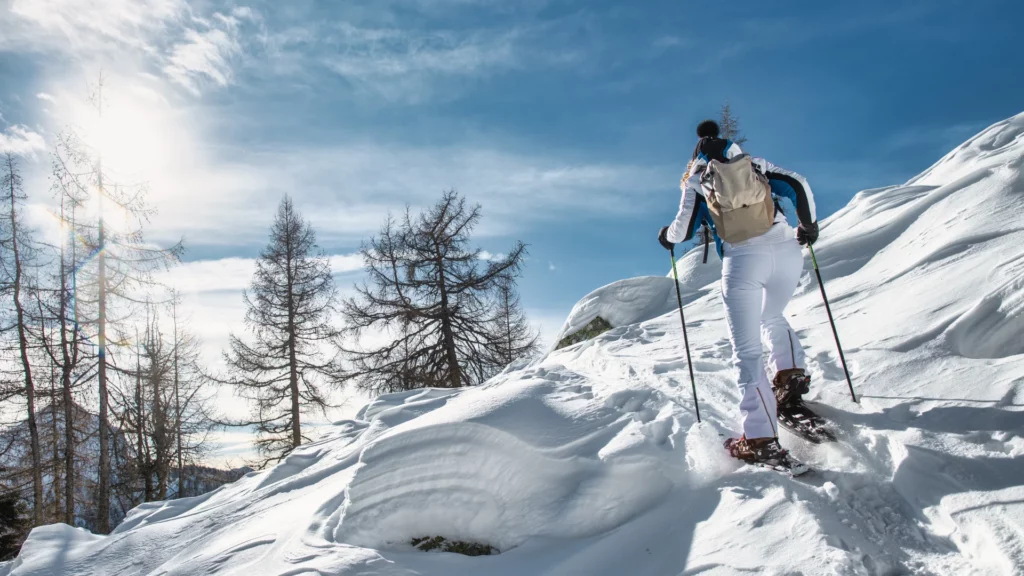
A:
[[6, 114, 1024, 576]]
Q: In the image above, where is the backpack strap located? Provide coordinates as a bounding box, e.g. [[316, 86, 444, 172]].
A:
[[702, 224, 710, 264]]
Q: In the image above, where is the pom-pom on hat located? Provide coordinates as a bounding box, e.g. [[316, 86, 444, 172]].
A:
[[696, 120, 720, 139]]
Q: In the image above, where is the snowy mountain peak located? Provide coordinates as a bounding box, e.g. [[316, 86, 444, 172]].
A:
[[6, 114, 1024, 576]]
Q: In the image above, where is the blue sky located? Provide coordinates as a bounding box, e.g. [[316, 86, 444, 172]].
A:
[[2, 0, 1023, 347]]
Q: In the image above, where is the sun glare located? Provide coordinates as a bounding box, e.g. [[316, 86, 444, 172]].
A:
[[77, 83, 172, 183], [58, 77, 187, 234]]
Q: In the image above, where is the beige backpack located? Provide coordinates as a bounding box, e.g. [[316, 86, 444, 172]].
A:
[[699, 154, 775, 243]]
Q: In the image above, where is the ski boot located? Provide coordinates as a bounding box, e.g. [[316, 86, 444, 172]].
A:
[[773, 369, 811, 409]]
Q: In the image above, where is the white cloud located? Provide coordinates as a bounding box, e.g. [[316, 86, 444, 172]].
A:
[[478, 251, 506, 262], [330, 254, 365, 274], [0, 125, 46, 157], [548, 261, 556, 271], [2, 0, 184, 54], [35, 92, 56, 103], [159, 253, 364, 294], [160, 257, 256, 294], [163, 11, 257, 95], [2, 0, 258, 96], [164, 27, 240, 94]]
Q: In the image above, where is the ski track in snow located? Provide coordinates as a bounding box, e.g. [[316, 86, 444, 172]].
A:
[[4, 115, 1024, 576]]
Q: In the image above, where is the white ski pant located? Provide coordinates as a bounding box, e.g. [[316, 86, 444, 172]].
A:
[[721, 234, 807, 440]]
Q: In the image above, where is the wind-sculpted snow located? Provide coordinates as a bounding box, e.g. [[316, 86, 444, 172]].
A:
[[908, 112, 1024, 187], [6, 115, 1024, 575], [332, 421, 672, 551]]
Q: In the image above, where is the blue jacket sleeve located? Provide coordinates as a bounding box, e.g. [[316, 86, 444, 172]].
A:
[[756, 158, 817, 227]]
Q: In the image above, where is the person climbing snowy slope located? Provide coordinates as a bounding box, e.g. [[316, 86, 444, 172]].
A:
[[658, 119, 818, 466]]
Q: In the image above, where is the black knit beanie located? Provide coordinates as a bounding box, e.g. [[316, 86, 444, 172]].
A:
[[696, 119, 720, 139]]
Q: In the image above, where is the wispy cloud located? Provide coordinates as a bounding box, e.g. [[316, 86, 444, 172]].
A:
[[326, 23, 519, 75], [2, 0, 184, 54], [651, 35, 683, 51], [35, 92, 56, 103], [0, 125, 46, 157], [140, 141, 671, 247], [164, 9, 261, 95], [318, 24, 522, 102], [303, 13, 587, 103], [2, 0, 260, 97]]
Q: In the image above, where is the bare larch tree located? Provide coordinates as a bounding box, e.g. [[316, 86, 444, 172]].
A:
[[168, 295, 217, 498], [342, 190, 530, 394], [489, 272, 539, 369], [0, 153, 43, 526], [224, 195, 341, 465], [38, 136, 98, 525], [57, 77, 182, 531]]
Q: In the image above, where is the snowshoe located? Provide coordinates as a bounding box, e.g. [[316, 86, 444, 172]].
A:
[[724, 436, 810, 476], [773, 369, 811, 409], [777, 401, 836, 444]]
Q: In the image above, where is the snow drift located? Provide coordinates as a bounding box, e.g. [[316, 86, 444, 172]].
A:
[[5, 114, 1024, 575]]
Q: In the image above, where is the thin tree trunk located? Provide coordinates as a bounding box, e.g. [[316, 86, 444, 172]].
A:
[[434, 249, 461, 388], [285, 208, 301, 449], [96, 146, 111, 534], [504, 287, 513, 365], [37, 296, 61, 523], [6, 154, 43, 526], [59, 197, 77, 525], [136, 331, 151, 502], [288, 334, 301, 448], [152, 323, 168, 500], [172, 302, 183, 498], [51, 364, 61, 522]]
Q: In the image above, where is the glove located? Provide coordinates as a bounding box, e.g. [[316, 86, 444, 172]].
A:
[[658, 226, 675, 251], [797, 221, 819, 246]]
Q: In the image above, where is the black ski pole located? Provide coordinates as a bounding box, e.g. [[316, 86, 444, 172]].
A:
[[808, 243, 857, 403], [669, 247, 701, 422]]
